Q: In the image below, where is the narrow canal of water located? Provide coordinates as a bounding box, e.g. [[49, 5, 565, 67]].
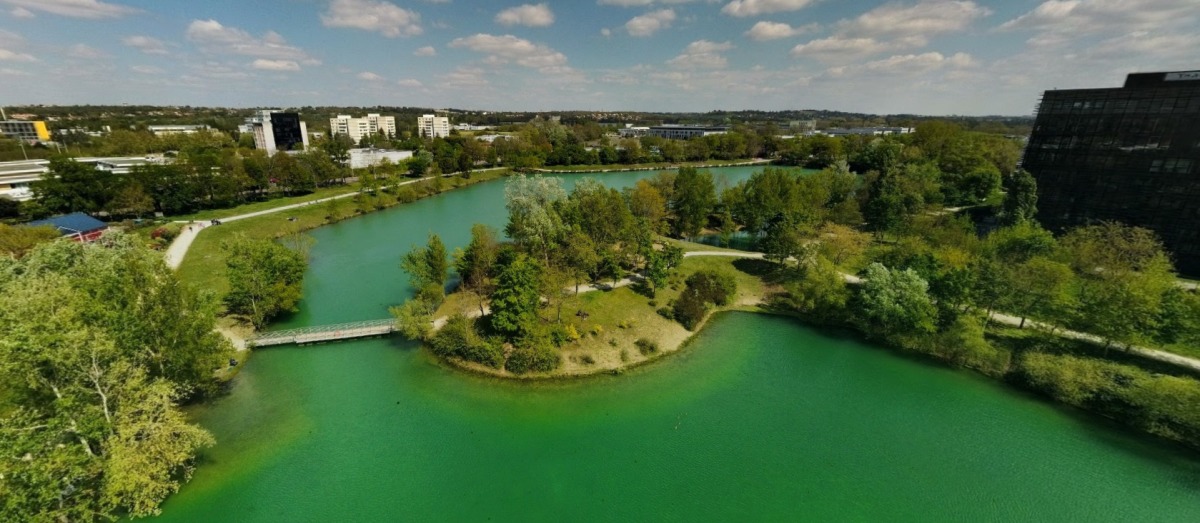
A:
[[155, 168, 1200, 522]]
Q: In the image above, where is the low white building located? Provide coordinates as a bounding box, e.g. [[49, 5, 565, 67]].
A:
[[348, 148, 413, 169], [0, 160, 49, 201], [330, 114, 396, 143], [417, 114, 450, 139], [618, 126, 649, 138], [147, 124, 211, 136]]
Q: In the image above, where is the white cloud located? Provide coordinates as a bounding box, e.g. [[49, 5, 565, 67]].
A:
[[721, 0, 816, 17], [130, 65, 163, 74], [251, 59, 300, 71], [9, 6, 33, 18], [790, 36, 897, 61], [667, 40, 734, 69], [321, 0, 422, 38], [414, 45, 437, 56], [0, 0, 137, 19], [601, 28, 612, 37], [358, 71, 383, 81], [0, 48, 35, 62], [625, 9, 675, 37], [495, 3, 555, 27], [745, 21, 817, 41], [397, 78, 423, 88], [846, 0, 991, 39], [599, 0, 701, 5], [0, 67, 31, 75], [449, 33, 568, 70], [67, 43, 106, 59], [186, 20, 319, 66], [122, 35, 168, 55], [999, 0, 1197, 35], [791, 1, 989, 62], [438, 66, 489, 89], [841, 51, 976, 76]]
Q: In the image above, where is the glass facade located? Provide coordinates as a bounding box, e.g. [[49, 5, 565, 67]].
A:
[[1023, 71, 1200, 275], [270, 112, 305, 152]]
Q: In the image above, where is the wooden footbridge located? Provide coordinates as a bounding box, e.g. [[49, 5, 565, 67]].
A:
[[249, 319, 396, 347]]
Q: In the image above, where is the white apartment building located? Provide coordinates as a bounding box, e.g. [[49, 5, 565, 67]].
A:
[[329, 114, 396, 143], [417, 114, 450, 139]]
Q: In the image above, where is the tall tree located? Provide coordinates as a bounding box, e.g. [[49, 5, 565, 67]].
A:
[[857, 263, 938, 337], [504, 174, 567, 263], [1000, 168, 1039, 226], [489, 254, 542, 339], [223, 234, 308, 328], [670, 167, 717, 239]]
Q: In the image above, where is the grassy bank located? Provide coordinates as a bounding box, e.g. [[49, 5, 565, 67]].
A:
[[177, 170, 510, 298], [530, 159, 770, 173]]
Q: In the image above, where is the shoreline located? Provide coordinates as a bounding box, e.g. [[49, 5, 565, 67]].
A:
[[528, 159, 772, 174]]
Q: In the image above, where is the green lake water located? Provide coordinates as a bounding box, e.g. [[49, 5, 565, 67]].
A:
[[154, 168, 1200, 522]]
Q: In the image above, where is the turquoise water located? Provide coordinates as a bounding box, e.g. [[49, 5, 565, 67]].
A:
[[154, 168, 1200, 521]]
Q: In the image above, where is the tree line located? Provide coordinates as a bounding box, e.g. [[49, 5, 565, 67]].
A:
[[0, 233, 234, 520]]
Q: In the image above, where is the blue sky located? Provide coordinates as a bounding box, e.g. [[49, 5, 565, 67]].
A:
[[0, 0, 1196, 115]]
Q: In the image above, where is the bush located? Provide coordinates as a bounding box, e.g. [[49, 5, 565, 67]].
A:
[[685, 269, 737, 306], [672, 287, 710, 331], [504, 340, 560, 374], [635, 338, 658, 355], [580, 354, 595, 365], [428, 314, 503, 368], [656, 307, 674, 320]]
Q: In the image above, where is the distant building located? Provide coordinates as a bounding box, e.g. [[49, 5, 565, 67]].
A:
[[0, 120, 51, 142], [1023, 70, 1200, 275], [820, 127, 912, 137], [0, 159, 49, 201], [618, 125, 649, 138], [246, 110, 308, 155], [417, 114, 450, 139], [789, 120, 817, 133], [348, 148, 413, 169], [647, 125, 729, 140], [147, 124, 211, 136], [476, 134, 511, 143], [454, 123, 492, 132], [27, 212, 108, 242], [0, 156, 164, 201], [330, 114, 396, 143]]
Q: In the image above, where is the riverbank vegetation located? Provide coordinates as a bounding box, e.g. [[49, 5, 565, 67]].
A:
[[0, 233, 233, 520], [393, 168, 784, 376], [396, 120, 1200, 449]]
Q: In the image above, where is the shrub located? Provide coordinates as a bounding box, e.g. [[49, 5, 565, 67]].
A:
[[504, 340, 560, 374], [685, 269, 737, 306], [580, 354, 596, 365], [672, 287, 710, 331], [590, 325, 604, 337], [656, 307, 674, 320], [635, 338, 658, 355], [427, 314, 503, 368]]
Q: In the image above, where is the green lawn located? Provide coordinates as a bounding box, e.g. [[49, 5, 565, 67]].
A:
[[172, 184, 366, 222], [176, 170, 510, 299]]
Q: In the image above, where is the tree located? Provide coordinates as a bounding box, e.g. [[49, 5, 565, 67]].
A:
[[817, 222, 870, 267], [1007, 256, 1075, 328], [454, 225, 499, 315], [406, 151, 432, 177], [857, 263, 937, 337], [223, 234, 308, 328], [863, 170, 924, 239], [670, 167, 716, 238], [760, 213, 808, 265], [1000, 169, 1038, 226], [402, 233, 449, 298], [0, 224, 60, 258], [489, 254, 542, 339], [785, 256, 851, 322], [504, 174, 566, 263], [0, 234, 226, 520]]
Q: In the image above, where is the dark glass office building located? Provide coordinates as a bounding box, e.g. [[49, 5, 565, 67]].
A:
[[1023, 70, 1200, 275], [269, 112, 305, 152]]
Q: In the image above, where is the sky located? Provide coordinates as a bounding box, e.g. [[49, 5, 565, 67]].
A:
[[0, 0, 1196, 116]]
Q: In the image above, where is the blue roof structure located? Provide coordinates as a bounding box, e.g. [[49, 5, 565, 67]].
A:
[[28, 212, 108, 236]]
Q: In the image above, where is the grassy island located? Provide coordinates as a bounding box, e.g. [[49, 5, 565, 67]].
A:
[[393, 155, 1200, 452]]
